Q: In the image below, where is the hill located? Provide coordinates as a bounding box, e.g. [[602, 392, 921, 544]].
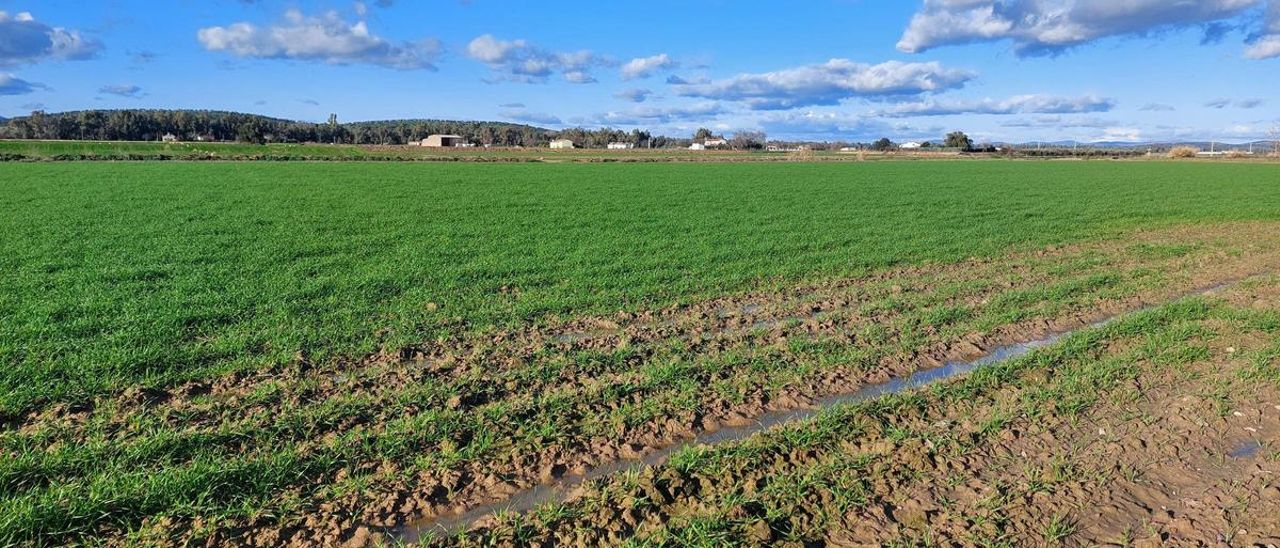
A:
[[0, 109, 553, 147]]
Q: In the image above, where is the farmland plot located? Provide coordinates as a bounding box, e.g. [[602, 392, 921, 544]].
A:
[[1, 161, 1279, 545]]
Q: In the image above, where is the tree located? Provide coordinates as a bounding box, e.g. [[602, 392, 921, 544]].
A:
[[871, 138, 894, 151], [729, 130, 766, 150], [944, 131, 973, 150], [693, 127, 715, 142]]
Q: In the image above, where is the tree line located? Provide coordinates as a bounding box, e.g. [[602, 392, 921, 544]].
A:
[[0, 109, 703, 148]]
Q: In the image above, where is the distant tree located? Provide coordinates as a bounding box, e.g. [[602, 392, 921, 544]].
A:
[[944, 131, 973, 150], [693, 127, 715, 142], [729, 130, 766, 150], [872, 138, 894, 151]]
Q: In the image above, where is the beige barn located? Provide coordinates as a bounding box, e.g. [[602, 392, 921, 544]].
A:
[[420, 134, 463, 147]]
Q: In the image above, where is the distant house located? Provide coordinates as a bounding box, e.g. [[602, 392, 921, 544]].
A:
[[420, 134, 464, 147], [550, 139, 575, 149], [689, 143, 707, 151], [161, 133, 178, 143], [899, 141, 923, 149], [607, 142, 634, 150], [703, 138, 729, 148]]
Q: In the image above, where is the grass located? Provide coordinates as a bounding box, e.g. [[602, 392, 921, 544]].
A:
[[2, 160, 1280, 543], [4, 161, 1279, 416]]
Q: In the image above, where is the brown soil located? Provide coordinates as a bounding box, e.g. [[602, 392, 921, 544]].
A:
[[454, 279, 1280, 546]]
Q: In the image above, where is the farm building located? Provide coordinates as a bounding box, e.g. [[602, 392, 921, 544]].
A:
[[607, 142, 634, 150], [689, 143, 707, 151], [420, 134, 464, 147], [550, 139, 575, 149], [900, 141, 923, 149], [161, 133, 178, 143], [703, 138, 729, 148]]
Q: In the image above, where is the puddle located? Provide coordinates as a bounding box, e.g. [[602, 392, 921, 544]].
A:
[[395, 323, 1089, 542], [1229, 439, 1263, 459], [391, 278, 1248, 543]]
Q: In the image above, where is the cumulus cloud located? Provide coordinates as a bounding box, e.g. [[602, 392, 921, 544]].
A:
[[467, 34, 609, 83], [197, 9, 442, 70], [588, 102, 725, 125], [897, 0, 1260, 56], [1247, 2, 1280, 58], [621, 53, 677, 80], [99, 84, 143, 98], [0, 11, 101, 66], [614, 88, 652, 103], [672, 59, 975, 110], [871, 94, 1115, 117], [0, 73, 47, 95]]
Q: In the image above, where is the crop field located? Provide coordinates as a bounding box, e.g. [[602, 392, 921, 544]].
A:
[[2, 161, 1280, 545]]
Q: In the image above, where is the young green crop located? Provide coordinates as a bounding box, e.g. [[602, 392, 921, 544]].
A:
[[1, 160, 1279, 543], [3, 161, 1278, 417]]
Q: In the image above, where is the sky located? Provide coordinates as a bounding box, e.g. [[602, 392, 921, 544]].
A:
[[1, 0, 1278, 143]]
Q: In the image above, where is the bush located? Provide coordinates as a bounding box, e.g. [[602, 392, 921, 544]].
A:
[[1225, 150, 1249, 159], [1168, 146, 1199, 158]]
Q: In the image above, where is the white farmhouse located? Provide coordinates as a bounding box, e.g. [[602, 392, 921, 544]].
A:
[[550, 139, 575, 149], [607, 142, 634, 150], [689, 143, 707, 151], [899, 141, 923, 149]]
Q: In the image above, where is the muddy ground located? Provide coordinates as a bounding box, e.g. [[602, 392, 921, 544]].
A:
[[8, 222, 1280, 546], [453, 277, 1280, 546]]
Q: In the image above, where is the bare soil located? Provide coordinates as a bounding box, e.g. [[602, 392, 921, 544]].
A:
[[452, 278, 1280, 546]]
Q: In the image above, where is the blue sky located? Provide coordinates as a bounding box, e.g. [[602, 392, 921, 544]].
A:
[[1, 0, 1278, 142]]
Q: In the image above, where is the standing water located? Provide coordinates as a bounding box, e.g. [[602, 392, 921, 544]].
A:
[[394, 279, 1245, 542]]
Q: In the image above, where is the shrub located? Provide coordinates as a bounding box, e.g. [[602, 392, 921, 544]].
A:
[[1168, 146, 1199, 158], [1225, 150, 1249, 159]]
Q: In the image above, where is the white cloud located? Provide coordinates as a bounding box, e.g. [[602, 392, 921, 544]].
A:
[[897, 0, 1260, 56], [588, 102, 725, 125], [197, 9, 441, 69], [467, 34, 609, 83], [672, 59, 976, 110], [1246, 34, 1280, 57], [0, 72, 47, 95], [0, 11, 100, 66], [621, 54, 677, 80], [1139, 103, 1176, 111], [1246, 3, 1280, 59], [614, 88, 652, 103], [872, 94, 1115, 117], [99, 84, 143, 98]]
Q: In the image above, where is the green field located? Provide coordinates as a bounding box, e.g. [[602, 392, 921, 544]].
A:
[[2, 161, 1280, 544]]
